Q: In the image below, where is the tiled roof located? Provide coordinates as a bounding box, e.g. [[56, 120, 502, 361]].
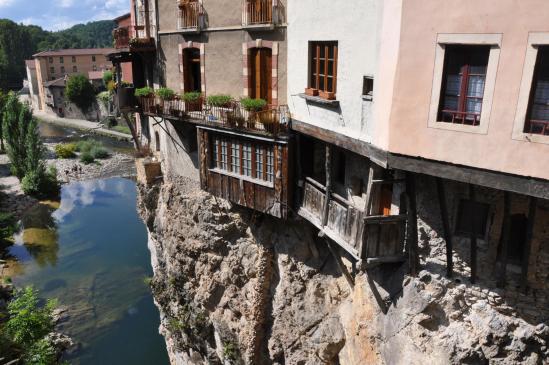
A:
[[25, 60, 36, 69], [33, 48, 117, 58], [43, 77, 66, 88]]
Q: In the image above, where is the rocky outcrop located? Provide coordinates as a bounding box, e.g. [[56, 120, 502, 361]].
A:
[[138, 177, 549, 365]]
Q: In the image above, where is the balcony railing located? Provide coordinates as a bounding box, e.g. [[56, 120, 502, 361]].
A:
[[526, 119, 549, 136], [178, 1, 204, 30], [242, 0, 284, 27], [440, 109, 481, 126], [138, 96, 289, 136], [299, 177, 407, 260], [113, 26, 155, 50]]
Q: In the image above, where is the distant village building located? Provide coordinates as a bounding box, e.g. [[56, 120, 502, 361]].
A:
[[31, 48, 115, 115], [24, 60, 40, 107]]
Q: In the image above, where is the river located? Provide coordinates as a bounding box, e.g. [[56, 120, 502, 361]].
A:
[[4, 123, 169, 364]]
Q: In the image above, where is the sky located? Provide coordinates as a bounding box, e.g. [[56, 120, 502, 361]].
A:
[[0, 0, 130, 31]]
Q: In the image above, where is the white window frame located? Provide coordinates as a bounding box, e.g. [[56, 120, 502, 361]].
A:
[[428, 33, 502, 134], [512, 32, 549, 145]]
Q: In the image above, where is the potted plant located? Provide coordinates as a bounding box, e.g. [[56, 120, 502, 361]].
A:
[[206, 94, 234, 108], [182, 91, 203, 112], [155, 87, 176, 114], [305, 87, 319, 97], [240, 97, 267, 111], [319, 90, 336, 100], [135, 86, 155, 112]]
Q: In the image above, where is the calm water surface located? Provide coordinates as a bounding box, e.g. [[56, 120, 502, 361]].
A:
[[7, 177, 169, 365]]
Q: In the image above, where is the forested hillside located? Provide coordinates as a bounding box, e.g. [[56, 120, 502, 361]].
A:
[[0, 19, 116, 90]]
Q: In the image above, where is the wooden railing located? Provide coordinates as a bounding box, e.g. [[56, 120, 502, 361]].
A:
[[299, 177, 407, 260], [178, 1, 204, 30], [113, 27, 130, 49], [113, 26, 155, 50], [242, 0, 283, 26], [138, 96, 289, 136], [441, 109, 481, 126]]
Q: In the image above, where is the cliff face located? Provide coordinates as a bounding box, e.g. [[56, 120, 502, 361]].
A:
[[138, 177, 548, 365]]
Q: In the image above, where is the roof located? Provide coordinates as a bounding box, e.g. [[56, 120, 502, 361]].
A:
[[88, 71, 104, 80], [33, 48, 117, 58], [44, 77, 66, 88], [25, 60, 36, 69], [114, 13, 131, 22]]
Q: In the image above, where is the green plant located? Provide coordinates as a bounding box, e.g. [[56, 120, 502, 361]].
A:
[[65, 74, 96, 112], [111, 125, 131, 134], [90, 145, 109, 159], [135, 86, 154, 97], [240, 97, 267, 111], [143, 276, 153, 286], [54, 143, 76, 159], [2, 276, 12, 284], [5, 287, 56, 347], [97, 91, 112, 107], [181, 91, 202, 102], [206, 94, 233, 107], [223, 341, 240, 362], [21, 170, 43, 196], [156, 87, 176, 100], [24, 337, 57, 365], [3, 94, 32, 179], [79, 151, 94, 164], [102, 70, 113, 85]]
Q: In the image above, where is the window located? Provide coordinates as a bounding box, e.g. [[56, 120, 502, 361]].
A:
[[60, 66, 65, 74], [211, 135, 274, 183], [182, 48, 201, 92], [59, 57, 64, 63], [309, 41, 338, 97], [92, 55, 96, 62], [362, 76, 374, 100], [72, 56, 76, 63], [50, 67, 55, 74], [455, 199, 490, 238], [73, 66, 77, 73], [438, 45, 490, 126], [524, 46, 549, 136], [49, 57, 53, 63]]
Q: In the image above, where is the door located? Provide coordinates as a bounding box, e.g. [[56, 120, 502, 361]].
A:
[[183, 48, 201, 92], [249, 48, 272, 104]]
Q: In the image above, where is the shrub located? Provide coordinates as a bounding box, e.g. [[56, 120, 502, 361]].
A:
[[24, 337, 57, 365], [102, 70, 113, 85], [240, 97, 267, 111], [21, 169, 43, 196], [156, 87, 176, 100], [97, 91, 112, 106], [79, 151, 95, 164], [206, 94, 233, 107], [3, 94, 32, 179], [54, 143, 76, 159], [0, 212, 18, 241], [181, 91, 202, 102], [75, 139, 100, 153], [107, 80, 116, 92], [65, 74, 96, 112], [135, 86, 154, 97], [90, 145, 110, 159]]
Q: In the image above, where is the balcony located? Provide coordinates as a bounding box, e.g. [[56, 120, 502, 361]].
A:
[[298, 177, 407, 262], [113, 26, 155, 52], [178, 0, 205, 33], [242, 0, 284, 30], [138, 96, 289, 137]]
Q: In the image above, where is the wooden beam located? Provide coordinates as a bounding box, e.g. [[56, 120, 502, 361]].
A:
[[363, 164, 375, 214], [436, 177, 453, 278], [496, 191, 511, 288], [122, 113, 142, 153], [322, 144, 332, 227], [469, 184, 477, 284], [521, 196, 537, 292], [291, 119, 388, 168], [405, 172, 419, 276], [388, 153, 549, 201]]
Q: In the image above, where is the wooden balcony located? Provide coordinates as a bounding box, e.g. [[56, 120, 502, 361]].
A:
[[242, 0, 284, 29], [113, 26, 155, 52], [138, 96, 290, 137], [299, 177, 407, 262], [178, 1, 205, 32]]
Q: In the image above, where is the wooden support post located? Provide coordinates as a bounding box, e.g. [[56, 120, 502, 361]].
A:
[[144, 0, 151, 39], [322, 144, 332, 227], [363, 164, 375, 214], [469, 184, 477, 284], [496, 191, 511, 288], [405, 172, 419, 276], [436, 178, 453, 278], [122, 113, 142, 153], [521, 196, 537, 292]]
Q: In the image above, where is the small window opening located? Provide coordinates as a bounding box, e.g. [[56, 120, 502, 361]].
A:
[[456, 199, 490, 238], [155, 131, 160, 152], [362, 76, 374, 100]]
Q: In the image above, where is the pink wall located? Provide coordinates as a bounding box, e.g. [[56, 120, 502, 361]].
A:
[[116, 12, 134, 83], [386, 0, 549, 180]]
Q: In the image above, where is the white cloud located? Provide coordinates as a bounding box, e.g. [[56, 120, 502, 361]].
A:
[[59, 0, 74, 8], [0, 0, 14, 7]]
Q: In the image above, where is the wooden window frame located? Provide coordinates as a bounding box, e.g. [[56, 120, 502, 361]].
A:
[[308, 41, 338, 99], [210, 134, 274, 184]]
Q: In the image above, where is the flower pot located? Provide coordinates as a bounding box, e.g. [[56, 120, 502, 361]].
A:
[[305, 88, 319, 97], [319, 91, 336, 100]]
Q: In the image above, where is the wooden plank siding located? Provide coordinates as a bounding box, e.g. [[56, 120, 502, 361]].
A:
[[198, 128, 292, 219]]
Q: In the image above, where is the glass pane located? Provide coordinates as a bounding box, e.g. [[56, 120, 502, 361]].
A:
[[327, 61, 334, 77], [255, 147, 263, 180], [443, 96, 459, 111], [327, 77, 333, 92], [467, 75, 485, 97], [319, 45, 325, 58], [319, 60, 325, 74], [319, 76, 325, 91], [445, 75, 461, 97], [328, 45, 334, 59], [532, 104, 549, 121], [469, 65, 487, 75], [466, 98, 482, 114], [534, 80, 549, 106]]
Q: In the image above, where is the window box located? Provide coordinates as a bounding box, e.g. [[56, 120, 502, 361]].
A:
[[305, 87, 318, 97], [319, 90, 336, 100]]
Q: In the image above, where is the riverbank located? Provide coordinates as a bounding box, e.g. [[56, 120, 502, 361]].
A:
[[34, 110, 133, 142]]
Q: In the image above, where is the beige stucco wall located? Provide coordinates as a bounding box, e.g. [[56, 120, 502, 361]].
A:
[[385, 0, 549, 180]]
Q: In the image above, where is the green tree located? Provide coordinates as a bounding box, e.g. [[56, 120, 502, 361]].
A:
[[65, 74, 96, 112], [2, 93, 30, 179]]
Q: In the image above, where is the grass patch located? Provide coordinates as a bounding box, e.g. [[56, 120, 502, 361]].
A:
[[111, 125, 131, 135], [54, 143, 76, 159], [76, 140, 110, 164]]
